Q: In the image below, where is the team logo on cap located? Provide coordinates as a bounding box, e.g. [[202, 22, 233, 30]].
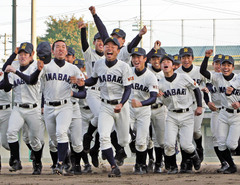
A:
[[218, 55, 222, 59], [21, 43, 27, 50], [75, 60, 78, 64], [110, 37, 114, 39], [174, 56, 178, 60], [134, 48, 139, 52], [184, 48, 188, 52], [115, 29, 120, 33], [225, 56, 229, 60]]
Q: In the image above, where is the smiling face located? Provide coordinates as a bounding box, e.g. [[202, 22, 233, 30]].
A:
[[212, 60, 221, 73], [52, 41, 68, 60], [161, 58, 174, 77], [150, 56, 161, 69], [94, 38, 104, 53], [104, 41, 120, 61], [132, 55, 146, 71], [18, 51, 32, 66], [65, 55, 75, 64], [181, 55, 194, 69], [111, 34, 125, 47], [221, 61, 234, 76]]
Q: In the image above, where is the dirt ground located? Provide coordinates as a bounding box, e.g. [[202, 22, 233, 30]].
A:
[[0, 163, 240, 185]]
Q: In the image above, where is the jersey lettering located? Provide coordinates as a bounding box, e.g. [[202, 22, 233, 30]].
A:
[[163, 88, 186, 98], [45, 73, 70, 84], [132, 83, 149, 92], [13, 78, 26, 87], [99, 74, 123, 84], [193, 78, 201, 85], [219, 87, 240, 96]]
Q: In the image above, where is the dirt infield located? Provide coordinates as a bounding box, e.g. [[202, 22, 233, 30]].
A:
[[0, 163, 240, 185]]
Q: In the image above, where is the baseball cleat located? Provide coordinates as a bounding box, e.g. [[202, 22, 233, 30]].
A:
[[133, 163, 142, 175], [196, 148, 204, 162], [83, 133, 93, 153], [82, 163, 92, 173], [90, 149, 99, 167], [108, 166, 121, 177], [32, 161, 42, 175], [223, 165, 237, 174], [72, 164, 82, 175], [217, 161, 229, 173], [114, 148, 127, 166], [154, 163, 162, 173], [9, 160, 22, 172], [167, 166, 178, 174], [147, 159, 154, 172], [186, 159, 193, 173], [191, 151, 201, 170], [141, 164, 148, 174], [50, 164, 57, 174]]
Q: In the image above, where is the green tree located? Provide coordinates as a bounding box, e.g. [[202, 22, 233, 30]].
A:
[[38, 15, 97, 59]]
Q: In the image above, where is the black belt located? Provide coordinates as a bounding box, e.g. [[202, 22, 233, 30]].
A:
[[82, 106, 90, 110], [101, 99, 119, 105], [15, 103, 37, 109], [47, 100, 67, 107], [91, 87, 100, 91], [172, 108, 189, 113], [151, 103, 163, 109], [0, 104, 10, 110], [222, 107, 240, 113]]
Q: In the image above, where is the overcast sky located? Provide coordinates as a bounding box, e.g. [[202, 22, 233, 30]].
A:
[[0, 0, 240, 60]]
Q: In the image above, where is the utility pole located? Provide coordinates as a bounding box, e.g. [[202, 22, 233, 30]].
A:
[[140, 0, 143, 47], [12, 0, 17, 53], [181, 19, 184, 47], [31, 0, 37, 60], [150, 20, 152, 48], [213, 19, 216, 56]]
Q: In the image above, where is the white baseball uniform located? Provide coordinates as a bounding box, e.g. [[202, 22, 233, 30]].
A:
[[158, 73, 198, 156], [176, 65, 207, 139], [129, 67, 158, 152], [91, 58, 134, 150]]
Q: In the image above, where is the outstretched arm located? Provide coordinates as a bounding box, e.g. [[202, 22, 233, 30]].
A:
[[2, 47, 19, 71], [200, 49, 213, 80], [146, 40, 161, 63], [78, 21, 89, 52], [89, 6, 109, 42]]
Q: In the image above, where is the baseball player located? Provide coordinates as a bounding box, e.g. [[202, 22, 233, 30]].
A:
[[80, 37, 134, 177], [129, 47, 158, 175], [78, 21, 104, 167], [200, 52, 239, 174], [146, 41, 167, 173], [175, 47, 206, 173], [202, 53, 229, 173], [88, 5, 147, 166], [173, 54, 182, 70], [3, 42, 44, 175], [158, 54, 202, 174]]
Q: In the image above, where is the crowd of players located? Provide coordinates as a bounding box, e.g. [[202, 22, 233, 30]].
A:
[[0, 6, 239, 177]]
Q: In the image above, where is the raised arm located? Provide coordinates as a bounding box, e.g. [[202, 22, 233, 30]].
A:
[[78, 21, 89, 52], [200, 49, 213, 80], [2, 47, 19, 71], [89, 6, 109, 42], [146, 40, 161, 63]]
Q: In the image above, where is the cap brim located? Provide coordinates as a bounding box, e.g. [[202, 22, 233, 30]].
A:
[[180, 53, 193, 57], [131, 52, 145, 56], [18, 49, 31, 54]]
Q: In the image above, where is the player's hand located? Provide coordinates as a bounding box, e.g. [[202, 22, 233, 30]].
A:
[[77, 78, 85, 86], [114, 103, 123, 113], [195, 107, 202, 116], [14, 47, 19, 54], [89, 6, 96, 15], [226, 86, 234, 95], [5, 65, 16, 73], [131, 99, 142, 108], [207, 102, 217, 111], [41, 108, 44, 115], [157, 90, 164, 97], [201, 87, 209, 93], [70, 76, 77, 84], [205, 49, 213, 57], [153, 40, 161, 51], [70, 91, 73, 97], [139, 25, 147, 37], [78, 21, 87, 29], [37, 60, 44, 71], [232, 102, 240, 109]]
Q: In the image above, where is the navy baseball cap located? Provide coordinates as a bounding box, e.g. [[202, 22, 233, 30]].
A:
[[94, 33, 101, 40], [131, 47, 146, 56], [221, 55, 234, 65], [37, 42, 51, 58], [74, 59, 85, 69], [160, 54, 174, 63], [111, 28, 126, 38], [67, 46, 75, 56], [18, 42, 33, 54], [179, 47, 193, 57], [173, 54, 181, 64], [213, 54, 224, 62], [104, 37, 120, 48], [152, 48, 166, 57]]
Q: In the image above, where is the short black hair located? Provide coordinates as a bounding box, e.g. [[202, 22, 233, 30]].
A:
[[52, 40, 66, 50]]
